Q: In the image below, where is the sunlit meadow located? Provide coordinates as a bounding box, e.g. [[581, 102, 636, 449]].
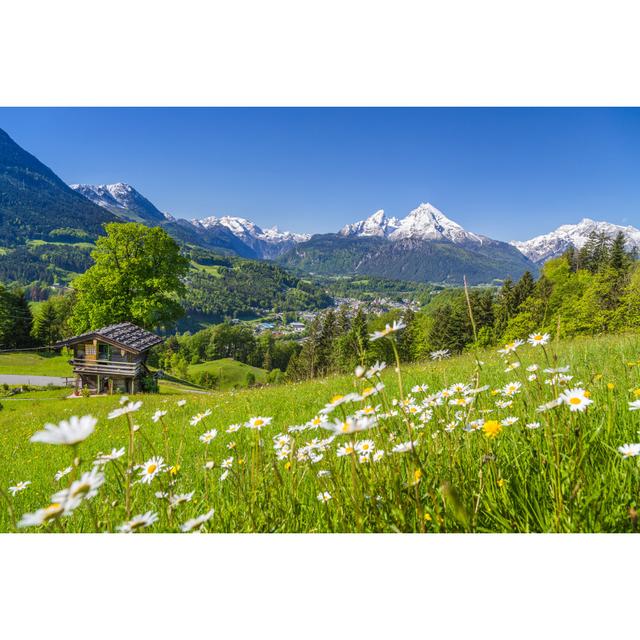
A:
[[1, 330, 640, 533]]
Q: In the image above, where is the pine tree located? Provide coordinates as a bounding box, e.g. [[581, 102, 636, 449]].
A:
[[512, 271, 535, 309], [31, 299, 61, 348], [609, 231, 630, 272]]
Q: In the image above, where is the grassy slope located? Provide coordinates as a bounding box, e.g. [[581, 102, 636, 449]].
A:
[[0, 352, 73, 377], [1, 333, 640, 533], [187, 358, 267, 388]]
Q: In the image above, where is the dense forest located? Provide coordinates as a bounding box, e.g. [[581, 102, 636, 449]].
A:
[[181, 251, 333, 325]]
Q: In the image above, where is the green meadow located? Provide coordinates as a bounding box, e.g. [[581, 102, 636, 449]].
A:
[[1, 332, 639, 533], [0, 351, 73, 377], [187, 357, 268, 389]]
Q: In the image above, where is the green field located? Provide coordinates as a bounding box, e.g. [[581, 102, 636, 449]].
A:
[[1, 332, 640, 533], [187, 358, 268, 389], [0, 351, 73, 377]]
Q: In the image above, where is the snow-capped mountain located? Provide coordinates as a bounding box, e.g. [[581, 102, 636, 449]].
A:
[[281, 202, 536, 285], [511, 218, 640, 264], [340, 210, 400, 237], [70, 182, 167, 224], [192, 215, 310, 259], [340, 203, 484, 245]]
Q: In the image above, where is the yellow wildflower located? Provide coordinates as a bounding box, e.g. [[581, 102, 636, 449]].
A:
[[483, 420, 502, 438]]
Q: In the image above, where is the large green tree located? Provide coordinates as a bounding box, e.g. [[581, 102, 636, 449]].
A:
[[69, 223, 189, 332]]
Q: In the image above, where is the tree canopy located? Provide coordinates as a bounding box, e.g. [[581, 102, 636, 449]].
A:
[[69, 222, 189, 333]]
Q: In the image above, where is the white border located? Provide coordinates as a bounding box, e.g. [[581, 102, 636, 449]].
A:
[[1, 1, 639, 106], [1, 0, 639, 634]]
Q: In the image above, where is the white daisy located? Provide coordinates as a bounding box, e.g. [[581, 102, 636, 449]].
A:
[[502, 381, 522, 396], [497, 339, 524, 356], [52, 468, 105, 509], [221, 456, 234, 469], [528, 332, 550, 347], [336, 442, 356, 457], [245, 416, 272, 430], [392, 441, 417, 454], [118, 511, 158, 533], [54, 466, 73, 481], [190, 409, 212, 426], [31, 415, 97, 445], [327, 416, 377, 434], [177, 399, 187, 407], [151, 410, 167, 423], [8, 481, 31, 496], [526, 422, 541, 429], [226, 423, 242, 433], [169, 492, 194, 507], [199, 428, 218, 444], [94, 447, 125, 466], [108, 401, 143, 420], [18, 502, 65, 528], [618, 443, 640, 458], [137, 456, 166, 484], [628, 400, 640, 411], [365, 361, 387, 378], [559, 388, 593, 412], [430, 349, 450, 361], [317, 491, 332, 503], [355, 439, 375, 455], [181, 509, 215, 532], [369, 320, 406, 341]]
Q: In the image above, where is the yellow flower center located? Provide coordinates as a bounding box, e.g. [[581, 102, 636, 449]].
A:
[[147, 464, 157, 474], [330, 395, 343, 404], [569, 397, 582, 405], [71, 482, 91, 497], [254, 419, 264, 426], [44, 503, 63, 521]]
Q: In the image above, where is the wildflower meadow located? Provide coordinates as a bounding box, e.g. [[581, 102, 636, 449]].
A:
[[1, 330, 640, 533]]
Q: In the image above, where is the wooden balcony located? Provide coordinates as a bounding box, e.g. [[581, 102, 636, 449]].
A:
[[70, 358, 142, 378]]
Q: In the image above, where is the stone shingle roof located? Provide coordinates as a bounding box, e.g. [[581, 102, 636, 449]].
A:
[[55, 322, 163, 353]]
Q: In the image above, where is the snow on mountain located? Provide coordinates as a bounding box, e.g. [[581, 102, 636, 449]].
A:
[[340, 202, 484, 245], [192, 215, 310, 258], [511, 218, 640, 264], [340, 210, 400, 237], [70, 182, 166, 223]]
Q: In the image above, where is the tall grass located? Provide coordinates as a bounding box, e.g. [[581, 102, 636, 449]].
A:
[[1, 332, 639, 533]]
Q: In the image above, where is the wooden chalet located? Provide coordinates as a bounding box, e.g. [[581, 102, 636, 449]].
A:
[[55, 322, 163, 395]]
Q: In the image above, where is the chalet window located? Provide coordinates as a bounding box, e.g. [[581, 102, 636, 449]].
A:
[[98, 344, 111, 360], [85, 345, 96, 356]]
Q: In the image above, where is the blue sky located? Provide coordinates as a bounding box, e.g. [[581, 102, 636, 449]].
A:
[[1, 107, 639, 240]]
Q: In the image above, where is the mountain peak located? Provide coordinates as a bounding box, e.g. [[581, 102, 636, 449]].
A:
[[341, 202, 483, 244], [511, 218, 640, 263], [70, 182, 166, 224]]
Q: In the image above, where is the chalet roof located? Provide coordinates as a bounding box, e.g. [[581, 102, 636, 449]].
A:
[[54, 322, 163, 354]]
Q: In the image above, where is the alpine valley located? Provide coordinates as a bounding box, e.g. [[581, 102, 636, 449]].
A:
[[2, 125, 639, 298]]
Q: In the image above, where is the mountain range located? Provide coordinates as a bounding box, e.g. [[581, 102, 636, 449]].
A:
[[510, 218, 640, 264], [1, 125, 639, 286]]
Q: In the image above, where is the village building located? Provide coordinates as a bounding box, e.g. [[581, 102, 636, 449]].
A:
[[54, 322, 163, 395]]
